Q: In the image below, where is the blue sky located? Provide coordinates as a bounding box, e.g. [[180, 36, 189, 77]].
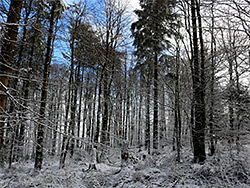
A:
[[63, 0, 139, 10]]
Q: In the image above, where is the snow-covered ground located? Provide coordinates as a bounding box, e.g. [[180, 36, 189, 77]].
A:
[[0, 144, 249, 188]]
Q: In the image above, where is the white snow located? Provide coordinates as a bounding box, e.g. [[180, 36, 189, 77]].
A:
[[0, 144, 250, 188]]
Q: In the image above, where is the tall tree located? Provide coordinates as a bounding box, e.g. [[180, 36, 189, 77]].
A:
[[131, 0, 178, 151], [0, 0, 23, 166], [190, 0, 206, 163], [34, 0, 65, 170], [174, 42, 182, 162], [208, 0, 216, 156], [94, 0, 128, 145]]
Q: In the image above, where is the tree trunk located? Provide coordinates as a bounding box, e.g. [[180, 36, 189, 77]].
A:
[[0, 0, 23, 165], [153, 52, 159, 150], [209, 0, 215, 156], [138, 89, 143, 146], [82, 91, 88, 146], [91, 76, 98, 143], [52, 85, 62, 155], [196, 0, 206, 162], [102, 72, 109, 144], [68, 22, 79, 157], [59, 22, 78, 166], [126, 88, 130, 141], [59, 89, 71, 169], [191, 0, 206, 164], [77, 71, 83, 148], [69, 80, 78, 157], [145, 63, 151, 154], [34, 3, 56, 170], [174, 44, 182, 162], [95, 74, 102, 143]]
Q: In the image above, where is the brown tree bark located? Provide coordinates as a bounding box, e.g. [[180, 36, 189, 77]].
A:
[[34, 2, 56, 170], [0, 0, 23, 165]]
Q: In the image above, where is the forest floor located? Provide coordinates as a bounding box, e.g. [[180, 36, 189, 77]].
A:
[[0, 142, 250, 188]]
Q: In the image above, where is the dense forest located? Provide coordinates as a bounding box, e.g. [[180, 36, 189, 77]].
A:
[[0, 0, 250, 187]]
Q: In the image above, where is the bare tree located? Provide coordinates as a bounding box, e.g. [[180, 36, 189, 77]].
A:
[[35, 0, 65, 170]]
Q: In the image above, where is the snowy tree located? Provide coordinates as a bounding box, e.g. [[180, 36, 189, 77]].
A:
[[34, 0, 65, 170], [131, 0, 179, 152], [0, 0, 23, 166]]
